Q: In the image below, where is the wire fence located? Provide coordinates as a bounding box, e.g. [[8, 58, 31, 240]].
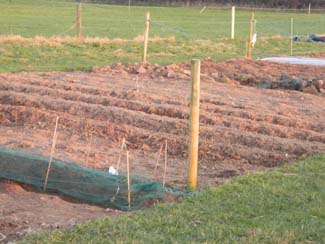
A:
[[1, 1, 325, 67], [1, 2, 325, 38]]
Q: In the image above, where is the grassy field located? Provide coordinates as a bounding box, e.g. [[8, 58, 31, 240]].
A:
[[1, 38, 325, 72], [21, 154, 325, 244], [1, 0, 325, 39], [1, 0, 325, 72]]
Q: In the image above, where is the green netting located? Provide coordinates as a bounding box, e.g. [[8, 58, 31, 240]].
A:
[[0, 147, 185, 211]]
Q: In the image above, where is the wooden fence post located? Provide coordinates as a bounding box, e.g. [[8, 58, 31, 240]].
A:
[[231, 6, 235, 39], [246, 12, 254, 59], [290, 18, 293, 56], [187, 59, 200, 191], [77, 3, 82, 39], [308, 3, 311, 15], [142, 12, 150, 63]]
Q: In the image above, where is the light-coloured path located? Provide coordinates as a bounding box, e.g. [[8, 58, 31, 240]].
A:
[[262, 57, 325, 66]]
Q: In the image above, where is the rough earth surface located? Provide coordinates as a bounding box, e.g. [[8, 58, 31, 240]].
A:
[[0, 58, 325, 243], [0, 180, 120, 243], [93, 58, 325, 93]]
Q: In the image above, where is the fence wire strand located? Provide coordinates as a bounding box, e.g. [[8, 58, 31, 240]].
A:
[[1, 1, 325, 69]]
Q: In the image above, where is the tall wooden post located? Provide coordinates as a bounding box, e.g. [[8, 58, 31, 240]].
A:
[[142, 12, 150, 63], [290, 18, 293, 56], [231, 6, 235, 39], [187, 59, 200, 191], [246, 12, 254, 59], [77, 3, 82, 39], [308, 3, 311, 15]]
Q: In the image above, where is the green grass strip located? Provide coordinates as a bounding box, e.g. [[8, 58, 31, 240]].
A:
[[22, 154, 325, 244], [2, 37, 325, 73]]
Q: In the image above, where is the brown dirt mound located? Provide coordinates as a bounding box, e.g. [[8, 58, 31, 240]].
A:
[[92, 58, 325, 93], [1, 181, 25, 194]]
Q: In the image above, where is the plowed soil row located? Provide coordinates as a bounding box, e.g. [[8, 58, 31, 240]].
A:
[[0, 58, 325, 243], [0, 68, 324, 170]]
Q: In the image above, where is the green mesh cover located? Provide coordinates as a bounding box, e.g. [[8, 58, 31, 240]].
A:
[[0, 147, 181, 211]]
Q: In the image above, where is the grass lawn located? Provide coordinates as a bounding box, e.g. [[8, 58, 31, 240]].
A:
[[1, 0, 325, 72], [1, 37, 325, 73], [21, 154, 325, 244], [1, 0, 325, 39]]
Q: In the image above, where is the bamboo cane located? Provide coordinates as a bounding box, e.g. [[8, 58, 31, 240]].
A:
[[85, 132, 93, 168], [163, 140, 168, 187], [43, 116, 59, 191], [126, 150, 131, 209], [116, 138, 126, 171], [153, 144, 163, 177]]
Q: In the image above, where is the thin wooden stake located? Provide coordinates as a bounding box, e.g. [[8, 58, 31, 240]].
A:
[[128, 0, 131, 11], [43, 116, 59, 191], [77, 3, 82, 39], [308, 3, 311, 15], [231, 6, 235, 39], [187, 59, 200, 191], [85, 132, 93, 168], [246, 12, 254, 59], [136, 76, 139, 92], [163, 140, 168, 187], [153, 144, 163, 177], [116, 138, 126, 171], [112, 138, 126, 201], [199, 6, 207, 14], [142, 12, 150, 63], [290, 18, 293, 56], [126, 150, 131, 209]]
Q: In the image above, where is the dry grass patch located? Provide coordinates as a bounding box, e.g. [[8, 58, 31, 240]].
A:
[[0, 35, 175, 46]]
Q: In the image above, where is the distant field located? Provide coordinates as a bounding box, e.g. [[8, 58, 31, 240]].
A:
[[1, 0, 325, 72], [1, 0, 325, 39]]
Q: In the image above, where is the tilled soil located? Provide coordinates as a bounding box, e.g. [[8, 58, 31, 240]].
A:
[[93, 58, 325, 90], [0, 180, 120, 243], [0, 58, 325, 243]]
